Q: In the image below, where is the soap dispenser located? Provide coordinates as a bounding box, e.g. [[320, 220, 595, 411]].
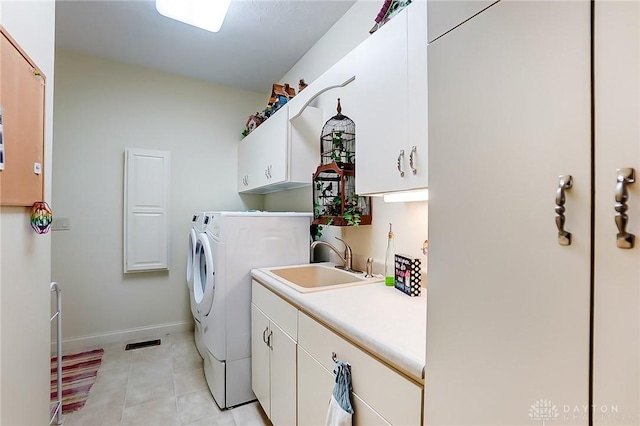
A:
[[385, 223, 395, 286]]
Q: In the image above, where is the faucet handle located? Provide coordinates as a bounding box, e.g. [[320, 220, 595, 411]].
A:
[[334, 236, 351, 254], [365, 257, 374, 278]]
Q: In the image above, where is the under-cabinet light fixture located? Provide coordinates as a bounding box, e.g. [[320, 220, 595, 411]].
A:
[[383, 189, 429, 203], [155, 0, 231, 33]]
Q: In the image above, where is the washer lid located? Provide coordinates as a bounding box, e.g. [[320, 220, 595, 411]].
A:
[[194, 233, 216, 317], [187, 228, 197, 290]]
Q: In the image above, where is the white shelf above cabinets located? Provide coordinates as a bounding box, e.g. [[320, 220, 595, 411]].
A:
[[237, 104, 323, 194], [353, 1, 428, 196]]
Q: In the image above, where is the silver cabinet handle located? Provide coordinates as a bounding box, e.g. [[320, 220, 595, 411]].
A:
[[264, 168, 269, 178], [555, 175, 573, 246], [268, 330, 273, 350], [262, 327, 269, 344], [397, 150, 405, 177], [268, 165, 272, 178], [615, 168, 635, 249], [409, 146, 417, 175]]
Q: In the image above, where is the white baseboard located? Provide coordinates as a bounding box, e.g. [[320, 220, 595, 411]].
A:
[[51, 320, 194, 355]]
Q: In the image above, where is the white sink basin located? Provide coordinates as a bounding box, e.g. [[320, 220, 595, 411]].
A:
[[262, 264, 381, 293]]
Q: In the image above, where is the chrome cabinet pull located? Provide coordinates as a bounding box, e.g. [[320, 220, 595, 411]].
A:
[[615, 168, 635, 249], [397, 150, 405, 177], [267, 330, 273, 349], [555, 175, 573, 246], [409, 146, 417, 175], [262, 327, 269, 344]]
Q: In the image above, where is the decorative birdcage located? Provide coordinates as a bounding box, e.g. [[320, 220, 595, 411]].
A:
[[312, 162, 372, 227], [320, 99, 356, 166]]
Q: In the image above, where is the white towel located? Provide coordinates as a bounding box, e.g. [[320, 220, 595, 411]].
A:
[[325, 394, 352, 426], [325, 361, 354, 426]]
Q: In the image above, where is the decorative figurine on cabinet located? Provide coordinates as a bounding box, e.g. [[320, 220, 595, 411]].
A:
[[269, 83, 296, 114], [370, 0, 412, 34], [245, 114, 263, 133]]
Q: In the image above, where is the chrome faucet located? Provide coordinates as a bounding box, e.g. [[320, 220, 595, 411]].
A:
[[310, 237, 361, 273]]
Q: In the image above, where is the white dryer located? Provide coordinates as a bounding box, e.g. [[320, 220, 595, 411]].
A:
[[193, 211, 311, 409], [188, 212, 207, 359]]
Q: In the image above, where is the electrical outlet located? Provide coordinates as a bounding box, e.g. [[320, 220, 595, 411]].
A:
[[52, 217, 70, 231]]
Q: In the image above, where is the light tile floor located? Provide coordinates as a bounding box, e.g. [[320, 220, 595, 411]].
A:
[[61, 331, 271, 426]]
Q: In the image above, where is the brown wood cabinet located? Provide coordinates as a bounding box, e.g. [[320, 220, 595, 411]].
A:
[[0, 26, 46, 206]]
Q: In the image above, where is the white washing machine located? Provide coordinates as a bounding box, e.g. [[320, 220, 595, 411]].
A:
[[187, 212, 208, 359], [193, 211, 312, 409]]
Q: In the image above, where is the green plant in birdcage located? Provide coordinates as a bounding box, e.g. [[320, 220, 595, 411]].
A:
[[343, 193, 363, 227], [322, 196, 341, 217], [345, 151, 354, 164], [330, 130, 345, 162]]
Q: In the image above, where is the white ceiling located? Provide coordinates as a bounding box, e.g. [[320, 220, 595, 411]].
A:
[[55, 0, 357, 93]]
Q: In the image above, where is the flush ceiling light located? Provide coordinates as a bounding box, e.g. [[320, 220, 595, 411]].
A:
[[155, 0, 231, 33], [383, 189, 429, 203]]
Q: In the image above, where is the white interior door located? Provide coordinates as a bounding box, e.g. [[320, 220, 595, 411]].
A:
[[123, 148, 170, 272], [425, 1, 592, 424]]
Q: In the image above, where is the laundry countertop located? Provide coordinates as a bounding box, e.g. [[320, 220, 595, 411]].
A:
[[251, 264, 427, 384]]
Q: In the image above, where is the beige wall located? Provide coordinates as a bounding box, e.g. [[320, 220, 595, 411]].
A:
[[268, 0, 429, 272], [0, 1, 55, 424], [52, 49, 265, 351]]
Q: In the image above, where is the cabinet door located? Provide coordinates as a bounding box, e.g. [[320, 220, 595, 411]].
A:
[[237, 137, 251, 192], [425, 2, 591, 424], [593, 2, 640, 422], [406, 0, 428, 189], [269, 321, 296, 426], [251, 304, 271, 418], [297, 346, 391, 426], [259, 106, 288, 187], [298, 346, 333, 426], [354, 8, 409, 195]]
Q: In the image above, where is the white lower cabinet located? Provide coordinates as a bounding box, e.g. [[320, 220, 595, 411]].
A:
[[252, 281, 423, 425], [251, 282, 297, 426], [297, 312, 422, 426]]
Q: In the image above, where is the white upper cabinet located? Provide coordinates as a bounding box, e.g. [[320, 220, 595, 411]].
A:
[[427, 0, 496, 43], [237, 104, 323, 194], [353, 1, 427, 195]]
